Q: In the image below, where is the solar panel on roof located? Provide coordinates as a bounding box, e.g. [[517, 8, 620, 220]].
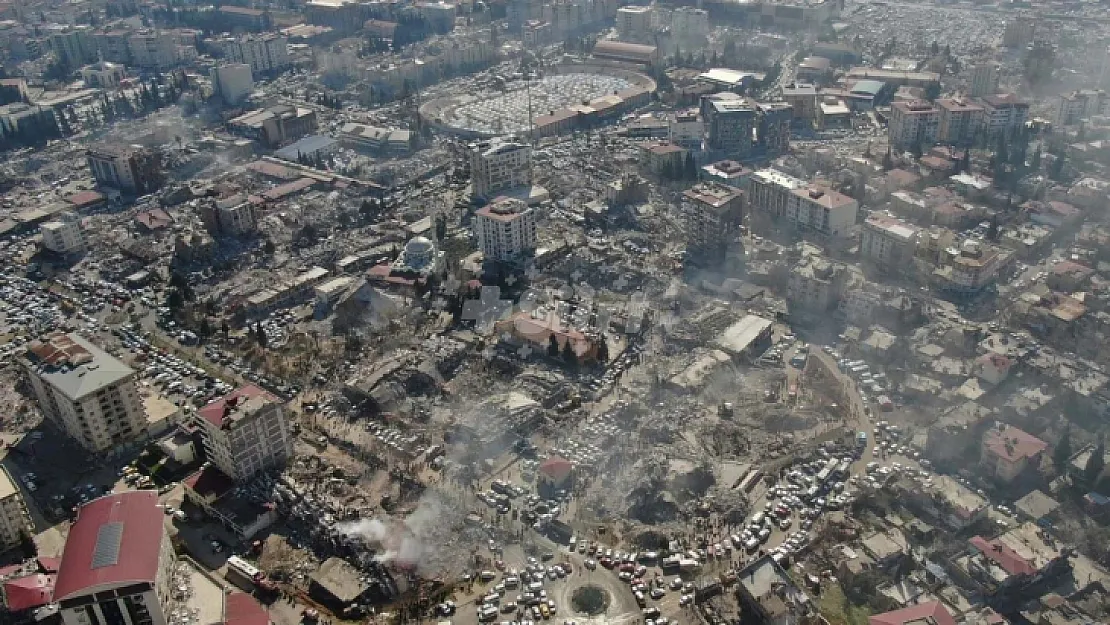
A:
[[91, 522, 124, 569]]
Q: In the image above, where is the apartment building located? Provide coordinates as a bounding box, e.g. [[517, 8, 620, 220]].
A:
[[701, 93, 757, 156], [935, 239, 1007, 297], [669, 109, 703, 150], [211, 194, 258, 235], [128, 31, 180, 71], [1055, 90, 1108, 127], [789, 255, 848, 312], [475, 197, 537, 261], [0, 467, 31, 551], [782, 83, 818, 124], [55, 491, 176, 625], [682, 182, 745, 265], [888, 100, 940, 150], [968, 63, 999, 98], [937, 98, 985, 146], [670, 7, 708, 46], [20, 333, 148, 453], [87, 143, 163, 196], [980, 423, 1047, 483], [49, 27, 96, 67], [469, 139, 532, 200], [222, 34, 290, 77], [210, 63, 253, 106], [758, 102, 793, 155], [749, 168, 806, 219], [40, 213, 86, 255], [785, 186, 858, 240], [977, 93, 1029, 137], [861, 213, 919, 270], [196, 385, 293, 482]]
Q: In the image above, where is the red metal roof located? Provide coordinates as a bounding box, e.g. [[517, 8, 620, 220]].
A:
[[969, 536, 1036, 576], [53, 491, 165, 601], [2, 573, 54, 611], [983, 425, 1047, 464], [224, 592, 271, 625], [539, 456, 574, 481], [198, 385, 275, 427], [869, 601, 956, 625], [36, 556, 60, 573]]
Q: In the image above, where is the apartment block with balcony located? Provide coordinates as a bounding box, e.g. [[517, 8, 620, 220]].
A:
[[976, 93, 1029, 137], [469, 139, 532, 200], [0, 466, 31, 551], [888, 100, 940, 150], [40, 213, 86, 255], [20, 333, 148, 453], [87, 143, 164, 196], [937, 98, 985, 146], [980, 423, 1047, 483], [221, 34, 290, 77], [682, 182, 745, 266], [785, 185, 858, 240], [475, 197, 537, 261], [195, 386, 293, 482], [861, 213, 918, 270]]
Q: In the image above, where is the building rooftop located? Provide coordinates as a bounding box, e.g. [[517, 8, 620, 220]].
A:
[[22, 333, 134, 401], [714, 315, 773, 355], [0, 466, 17, 501], [983, 423, 1047, 464], [792, 186, 855, 209], [311, 557, 368, 604], [198, 385, 279, 428], [476, 197, 531, 222], [223, 592, 271, 625], [683, 182, 742, 208], [869, 601, 956, 625], [938, 98, 984, 113], [866, 214, 918, 241], [969, 535, 1035, 576], [53, 491, 165, 601]]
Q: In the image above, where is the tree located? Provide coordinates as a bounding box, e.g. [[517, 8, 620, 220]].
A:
[[262, 238, 275, 255], [199, 317, 212, 339], [1049, 152, 1066, 181], [882, 147, 894, 171], [167, 289, 184, 310], [561, 340, 577, 367], [683, 152, 698, 180], [930, 41, 939, 56], [909, 141, 923, 160], [255, 323, 268, 349], [1054, 427, 1073, 474], [221, 319, 230, 340], [596, 339, 610, 363], [1085, 439, 1106, 486], [924, 82, 940, 102], [547, 335, 560, 358], [1031, 145, 1042, 170], [19, 529, 37, 559], [959, 148, 970, 174]]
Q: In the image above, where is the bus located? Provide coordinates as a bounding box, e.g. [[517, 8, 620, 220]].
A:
[[226, 556, 276, 594], [815, 459, 837, 485]]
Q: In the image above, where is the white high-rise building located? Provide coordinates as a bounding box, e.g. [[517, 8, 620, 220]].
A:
[[0, 467, 31, 551], [616, 6, 653, 40], [222, 34, 290, 77], [21, 333, 149, 453], [670, 7, 708, 45], [195, 385, 293, 482], [475, 197, 537, 261], [888, 100, 940, 150], [40, 213, 85, 255], [210, 63, 253, 105], [968, 63, 999, 97], [469, 139, 532, 200], [127, 31, 180, 71]]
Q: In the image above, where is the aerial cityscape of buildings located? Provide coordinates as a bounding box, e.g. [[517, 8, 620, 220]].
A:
[[0, 2, 1109, 625]]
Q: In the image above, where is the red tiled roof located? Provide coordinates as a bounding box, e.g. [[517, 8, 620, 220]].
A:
[[183, 465, 236, 499], [36, 556, 60, 573], [135, 208, 174, 230], [225, 592, 271, 625], [983, 425, 1047, 464], [2, 574, 54, 611], [869, 601, 956, 625], [65, 191, 106, 207], [539, 456, 574, 480], [969, 536, 1035, 576], [53, 491, 165, 601], [198, 385, 275, 427]]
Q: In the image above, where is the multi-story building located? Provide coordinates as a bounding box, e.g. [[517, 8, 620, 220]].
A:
[[670, 7, 708, 46], [749, 168, 806, 220], [339, 122, 412, 154], [227, 105, 318, 147], [757, 102, 792, 155], [0, 466, 31, 551], [0, 103, 56, 135], [210, 63, 253, 106], [669, 108, 703, 150], [49, 27, 96, 67], [937, 98, 985, 146], [977, 93, 1029, 137], [968, 63, 999, 98], [889, 100, 940, 150], [469, 139, 532, 200], [211, 194, 258, 235], [640, 142, 686, 176], [682, 182, 745, 265], [1003, 16, 1035, 48], [980, 423, 1047, 484], [782, 83, 818, 125], [1055, 90, 1108, 127], [418, 1, 457, 33], [475, 197, 537, 261], [21, 333, 148, 453], [861, 213, 918, 270], [217, 5, 270, 31], [701, 93, 757, 156], [786, 185, 858, 240], [128, 31, 180, 71], [54, 491, 177, 625], [41, 213, 85, 255], [935, 239, 1007, 298], [221, 34, 290, 77], [86, 143, 164, 195], [789, 254, 848, 312], [93, 29, 133, 65], [195, 385, 293, 482]]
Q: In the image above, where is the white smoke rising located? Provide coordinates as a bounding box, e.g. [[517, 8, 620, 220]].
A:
[[337, 495, 447, 571]]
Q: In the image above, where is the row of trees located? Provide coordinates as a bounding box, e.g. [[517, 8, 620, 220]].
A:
[[659, 153, 699, 182]]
